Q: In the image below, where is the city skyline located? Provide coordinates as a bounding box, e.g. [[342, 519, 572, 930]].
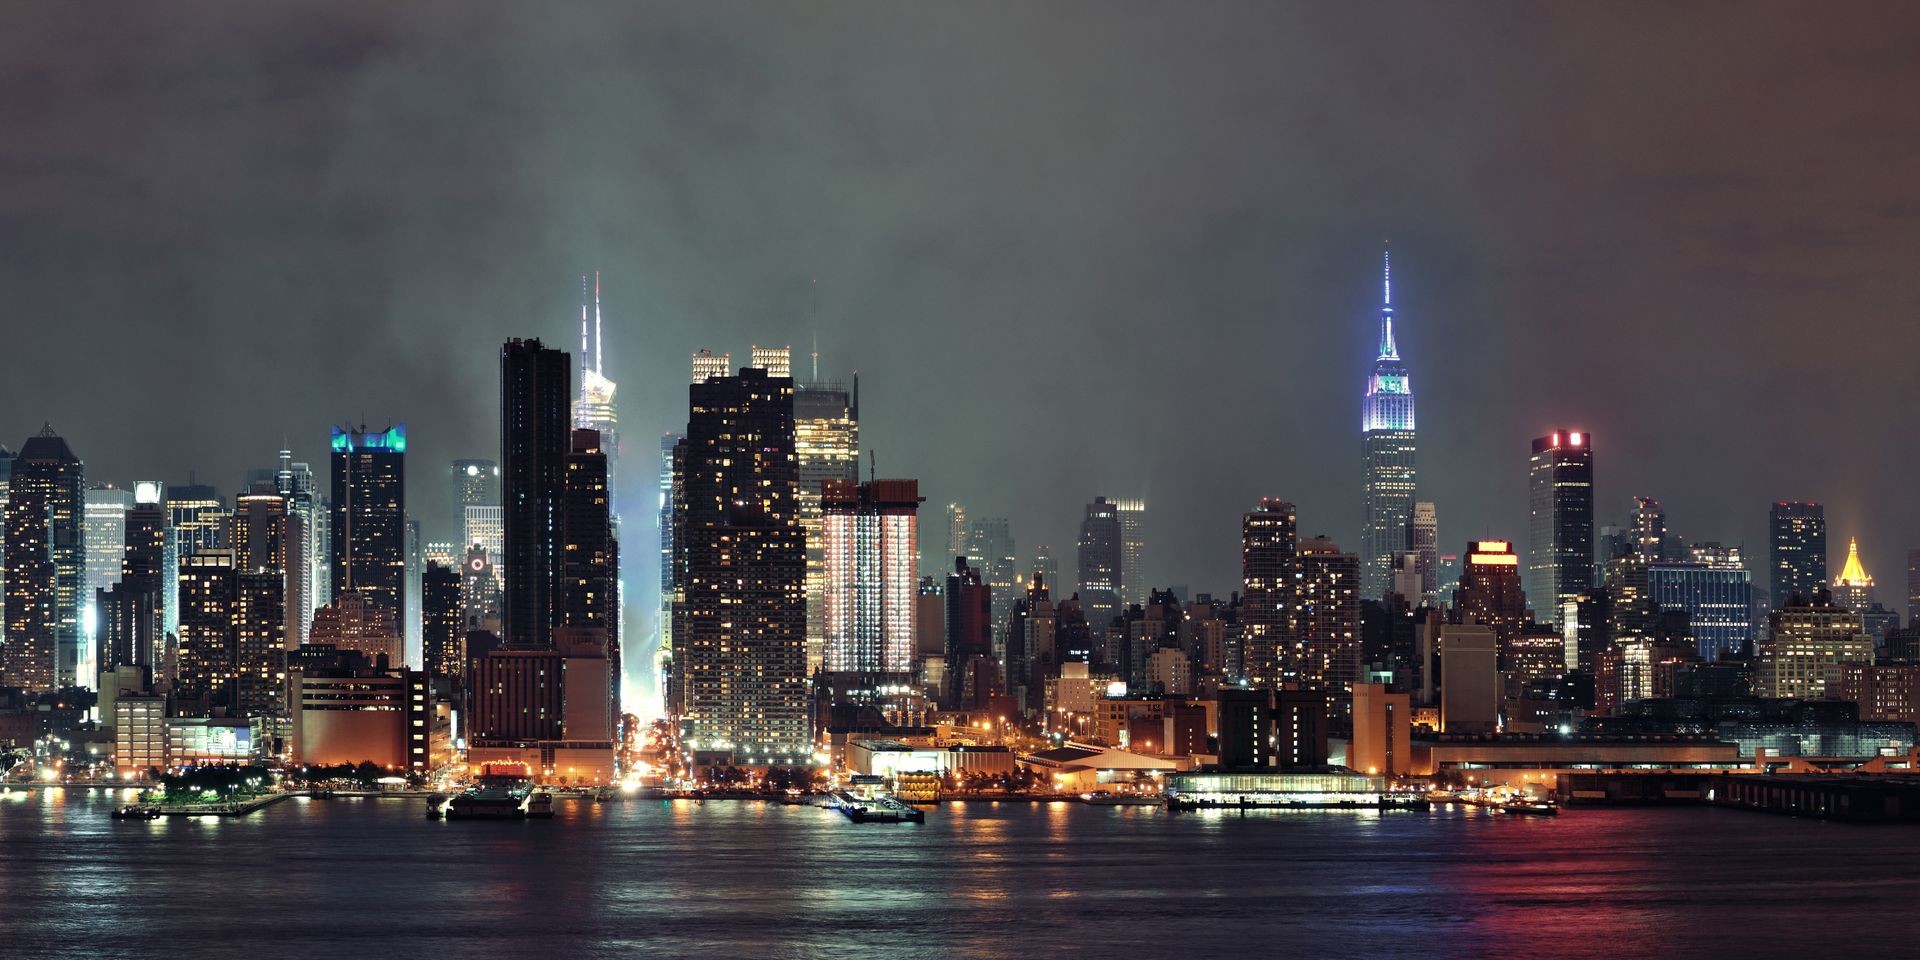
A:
[[3, 6, 1917, 608]]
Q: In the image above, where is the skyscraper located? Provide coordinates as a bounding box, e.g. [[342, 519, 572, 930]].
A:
[[82, 485, 133, 681], [1077, 497, 1123, 638], [1631, 496, 1671, 564], [671, 362, 809, 763], [561, 428, 617, 704], [965, 516, 1018, 660], [1114, 498, 1146, 607], [573, 273, 620, 494], [1526, 431, 1595, 629], [2, 426, 84, 690], [944, 557, 994, 708], [423, 561, 462, 679], [500, 338, 570, 646], [794, 372, 859, 675], [1240, 498, 1297, 688], [821, 478, 922, 679], [1295, 536, 1360, 697], [1768, 501, 1826, 608], [1361, 246, 1417, 601], [163, 484, 224, 640], [451, 459, 500, 540], [1648, 549, 1753, 661], [1453, 539, 1528, 644], [1908, 548, 1920, 629], [1409, 501, 1438, 604], [1832, 536, 1876, 617], [944, 502, 966, 570], [330, 424, 407, 630], [276, 450, 324, 648]]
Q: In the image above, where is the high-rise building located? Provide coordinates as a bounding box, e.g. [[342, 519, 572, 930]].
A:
[[1114, 499, 1146, 607], [82, 486, 134, 682], [1240, 498, 1297, 688], [276, 451, 324, 649], [965, 516, 1018, 660], [423, 561, 462, 679], [821, 478, 922, 679], [1295, 536, 1360, 697], [3, 426, 84, 691], [231, 483, 288, 577], [573, 273, 620, 495], [1077, 497, 1123, 638], [162, 484, 225, 642], [1908, 548, 1920, 630], [1832, 536, 1877, 617], [175, 549, 236, 713], [944, 503, 967, 569], [1453, 540, 1528, 644], [750, 345, 792, 379], [1032, 546, 1059, 589], [657, 432, 680, 704], [794, 373, 859, 675], [691, 348, 732, 384], [1526, 431, 1595, 629], [944, 557, 995, 708], [1758, 589, 1871, 699], [1631, 496, 1673, 564], [1409, 501, 1438, 604], [671, 363, 809, 763], [500, 339, 570, 647], [451, 459, 500, 539], [1768, 501, 1826, 608], [561, 429, 617, 706], [1648, 555, 1753, 661], [112, 483, 167, 671], [330, 425, 407, 632], [1361, 246, 1417, 602]]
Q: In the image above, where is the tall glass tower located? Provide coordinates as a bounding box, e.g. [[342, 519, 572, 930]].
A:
[[1527, 431, 1595, 629], [1361, 246, 1416, 601]]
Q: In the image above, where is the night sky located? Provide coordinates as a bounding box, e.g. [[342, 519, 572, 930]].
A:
[[6, 2, 1920, 651]]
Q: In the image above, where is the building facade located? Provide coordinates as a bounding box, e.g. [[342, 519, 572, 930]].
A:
[[1361, 248, 1417, 602], [1526, 431, 1594, 629]]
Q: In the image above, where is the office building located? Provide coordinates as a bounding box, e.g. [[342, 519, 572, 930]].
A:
[[1648, 558, 1754, 661], [309, 590, 403, 668], [1240, 498, 1297, 688], [1769, 501, 1827, 607], [1114, 498, 1146, 607], [1527, 431, 1594, 629], [944, 557, 995, 708], [1453, 540, 1528, 642], [573, 273, 621, 494], [1351, 682, 1412, 777], [1361, 247, 1417, 601], [423, 561, 462, 679], [944, 502, 967, 568], [82, 485, 133, 681], [1832, 536, 1877, 617], [965, 516, 1019, 660], [501, 338, 570, 646], [561, 428, 618, 717], [1440, 621, 1499, 733], [451, 459, 500, 539], [288, 648, 432, 773], [1295, 536, 1360, 697], [794, 372, 859, 674], [1758, 589, 1871, 700], [1409, 501, 1438, 604], [3, 425, 84, 691], [671, 362, 810, 763], [821, 478, 922, 679], [330, 424, 406, 635], [1078, 497, 1123, 637], [276, 451, 325, 648]]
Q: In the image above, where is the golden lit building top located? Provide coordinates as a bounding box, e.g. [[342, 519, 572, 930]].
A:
[[1836, 536, 1873, 588]]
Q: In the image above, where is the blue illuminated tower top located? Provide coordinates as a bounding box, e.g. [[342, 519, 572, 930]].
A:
[[1362, 245, 1415, 432]]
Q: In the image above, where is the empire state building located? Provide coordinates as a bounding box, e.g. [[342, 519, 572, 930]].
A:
[[1361, 246, 1416, 601]]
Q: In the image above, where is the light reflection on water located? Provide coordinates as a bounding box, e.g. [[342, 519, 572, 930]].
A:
[[3, 790, 1919, 959]]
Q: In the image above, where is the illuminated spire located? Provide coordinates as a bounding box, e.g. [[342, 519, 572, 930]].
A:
[[579, 273, 592, 381], [593, 270, 603, 375], [1836, 536, 1873, 587], [1378, 242, 1397, 360]]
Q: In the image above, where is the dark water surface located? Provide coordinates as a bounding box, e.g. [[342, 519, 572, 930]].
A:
[[3, 789, 1914, 958]]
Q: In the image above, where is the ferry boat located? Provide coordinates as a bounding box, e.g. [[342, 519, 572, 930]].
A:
[[1497, 797, 1560, 816], [445, 763, 544, 821], [111, 804, 161, 820], [829, 791, 925, 823]]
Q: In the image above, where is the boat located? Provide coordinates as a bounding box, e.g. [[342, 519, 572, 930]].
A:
[[829, 790, 925, 824], [527, 792, 555, 818], [446, 763, 542, 821], [1079, 791, 1161, 806], [1498, 797, 1560, 816], [111, 804, 160, 821]]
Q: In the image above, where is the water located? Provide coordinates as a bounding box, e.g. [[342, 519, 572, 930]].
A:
[[3, 789, 1916, 958]]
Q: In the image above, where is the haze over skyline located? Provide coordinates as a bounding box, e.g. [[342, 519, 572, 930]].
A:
[[5, 1, 1919, 610]]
